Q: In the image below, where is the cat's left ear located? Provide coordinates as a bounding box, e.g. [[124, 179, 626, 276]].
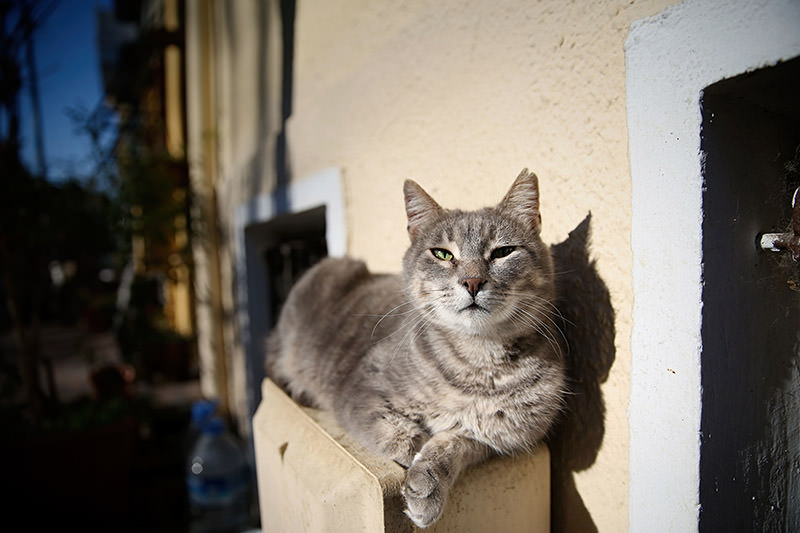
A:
[[499, 168, 542, 233], [404, 179, 443, 241]]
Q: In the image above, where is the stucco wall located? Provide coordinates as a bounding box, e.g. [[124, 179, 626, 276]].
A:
[[287, 1, 674, 530], [186, 0, 687, 529]]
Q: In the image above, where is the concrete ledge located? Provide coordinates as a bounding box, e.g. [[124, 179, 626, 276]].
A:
[[253, 378, 550, 532]]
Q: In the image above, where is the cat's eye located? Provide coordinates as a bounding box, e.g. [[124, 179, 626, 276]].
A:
[[490, 246, 516, 260], [431, 248, 454, 261]]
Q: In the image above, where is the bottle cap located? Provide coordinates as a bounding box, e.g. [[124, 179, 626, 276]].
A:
[[202, 416, 224, 435], [191, 399, 219, 424]]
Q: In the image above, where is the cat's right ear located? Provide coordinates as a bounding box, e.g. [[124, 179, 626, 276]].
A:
[[500, 168, 542, 233], [404, 180, 443, 241]]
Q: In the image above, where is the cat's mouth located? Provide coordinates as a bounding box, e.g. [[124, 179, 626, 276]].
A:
[[462, 302, 488, 313]]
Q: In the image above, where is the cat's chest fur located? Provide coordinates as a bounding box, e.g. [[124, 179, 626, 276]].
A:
[[390, 335, 552, 451], [422, 336, 522, 391]]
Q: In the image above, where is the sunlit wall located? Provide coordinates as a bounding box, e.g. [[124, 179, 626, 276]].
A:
[[185, 1, 678, 530]]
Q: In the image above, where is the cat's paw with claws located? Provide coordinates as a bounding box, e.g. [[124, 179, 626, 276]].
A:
[[402, 457, 445, 528]]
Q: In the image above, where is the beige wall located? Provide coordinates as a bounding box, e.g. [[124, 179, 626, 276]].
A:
[[187, 0, 678, 529], [289, 1, 675, 530]]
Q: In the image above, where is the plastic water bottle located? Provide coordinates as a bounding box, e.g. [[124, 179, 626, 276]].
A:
[[186, 399, 219, 453], [186, 416, 250, 532]]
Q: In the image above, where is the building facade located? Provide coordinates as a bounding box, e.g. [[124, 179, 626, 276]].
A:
[[185, 1, 800, 530]]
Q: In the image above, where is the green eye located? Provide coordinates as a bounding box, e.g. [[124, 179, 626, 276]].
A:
[[490, 246, 516, 260], [431, 248, 454, 261]]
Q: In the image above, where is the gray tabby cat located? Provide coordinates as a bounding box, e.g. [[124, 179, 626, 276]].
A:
[[266, 169, 566, 528]]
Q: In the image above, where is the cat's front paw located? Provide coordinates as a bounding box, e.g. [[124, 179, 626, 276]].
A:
[[381, 437, 418, 468], [402, 458, 445, 528], [377, 422, 428, 467]]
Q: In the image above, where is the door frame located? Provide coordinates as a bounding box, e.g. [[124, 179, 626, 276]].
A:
[[625, 0, 800, 529]]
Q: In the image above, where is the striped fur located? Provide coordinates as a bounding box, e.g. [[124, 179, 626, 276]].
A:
[[266, 169, 566, 528]]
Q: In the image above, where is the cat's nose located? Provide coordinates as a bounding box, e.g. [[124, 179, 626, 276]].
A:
[[461, 277, 486, 298]]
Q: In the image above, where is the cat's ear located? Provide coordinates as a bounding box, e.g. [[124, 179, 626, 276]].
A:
[[404, 179, 443, 241], [500, 168, 542, 232]]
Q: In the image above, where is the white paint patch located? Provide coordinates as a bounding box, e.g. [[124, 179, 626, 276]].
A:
[[234, 167, 347, 260], [626, 0, 800, 530]]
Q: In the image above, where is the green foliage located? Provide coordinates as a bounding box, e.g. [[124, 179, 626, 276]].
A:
[[119, 150, 188, 253]]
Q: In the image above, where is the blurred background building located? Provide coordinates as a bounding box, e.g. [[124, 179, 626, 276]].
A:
[[99, 0, 194, 340], [2, 0, 208, 530]]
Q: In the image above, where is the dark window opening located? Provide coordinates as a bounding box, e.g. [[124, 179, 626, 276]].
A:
[[700, 56, 800, 531], [263, 208, 327, 326], [242, 205, 327, 429]]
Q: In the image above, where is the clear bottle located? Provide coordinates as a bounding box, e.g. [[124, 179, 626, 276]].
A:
[[186, 416, 251, 532]]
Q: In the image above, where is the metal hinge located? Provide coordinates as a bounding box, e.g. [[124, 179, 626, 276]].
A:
[[759, 187, 800, 262]]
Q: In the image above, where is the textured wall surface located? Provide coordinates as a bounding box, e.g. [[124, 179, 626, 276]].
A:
[[289, 0, 671, 531], [187, 1, 800, 529], [287, 1, 674, 530], [187, 0, 683, 529]]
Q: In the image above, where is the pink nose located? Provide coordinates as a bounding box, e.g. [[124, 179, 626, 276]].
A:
[[461, 277, 486, 298]]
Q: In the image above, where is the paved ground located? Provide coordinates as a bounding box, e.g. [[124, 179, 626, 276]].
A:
[[30, 323, 202, 405]]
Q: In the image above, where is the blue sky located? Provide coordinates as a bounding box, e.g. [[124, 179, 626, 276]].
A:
[[19, 0, 113, 181]]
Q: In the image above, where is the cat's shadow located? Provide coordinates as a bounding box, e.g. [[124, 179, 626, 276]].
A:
[[548, 214, 616, 533]]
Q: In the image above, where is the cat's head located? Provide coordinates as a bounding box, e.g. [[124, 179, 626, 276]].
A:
[[402, 169, 556, 338]]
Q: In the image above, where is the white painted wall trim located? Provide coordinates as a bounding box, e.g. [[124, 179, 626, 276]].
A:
[[234, 166, 346, 340], [234, 167, 347, 260], [626, 0, 800, 531]]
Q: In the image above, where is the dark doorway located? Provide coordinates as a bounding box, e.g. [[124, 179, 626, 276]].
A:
[[700, 56, 800, 531]]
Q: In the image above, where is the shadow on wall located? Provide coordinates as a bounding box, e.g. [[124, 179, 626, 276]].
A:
[[548, 214, 616, 533]]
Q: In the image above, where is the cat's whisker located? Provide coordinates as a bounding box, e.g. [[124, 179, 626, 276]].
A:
[[484, 289, 569, 351], [420, 287, 450, 294], [370, 307, 428, 343], [368, 300, 423, 339], [503, 289, 574, 328], [507, 289, 565, 314], [375, 303, 431, 340], [518, 318, 560, 358], [539, 268, 574, 279], [509, 306, 566, 358], [407, 314, 434, 352], [522, 307, 569, 354], [356, 301, 418, 318], [515, 299, 570, 342], [388, 305, 437, 362]]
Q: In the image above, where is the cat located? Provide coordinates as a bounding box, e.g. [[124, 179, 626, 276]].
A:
[[266, 168, 567, 528]]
